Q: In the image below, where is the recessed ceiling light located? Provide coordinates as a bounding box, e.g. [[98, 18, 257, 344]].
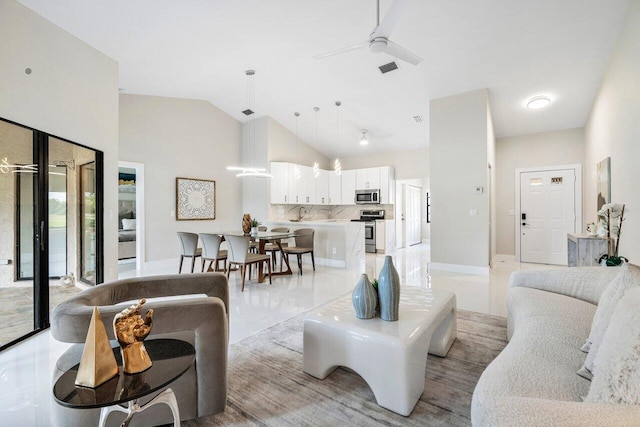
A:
[[526, 96, 551, 110]]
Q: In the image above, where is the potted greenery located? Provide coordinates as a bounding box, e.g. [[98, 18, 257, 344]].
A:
[[597, 203, 628, 266], [250, 219, 260, 234]]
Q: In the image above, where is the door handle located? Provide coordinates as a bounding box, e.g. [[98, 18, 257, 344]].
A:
[[40, 221, 45, 251], [522, 222, 528, 226]]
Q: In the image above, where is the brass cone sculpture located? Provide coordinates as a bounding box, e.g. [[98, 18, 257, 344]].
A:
[[113, 298, 154, 374], [75, 307, 119, 388], [242, 213, 252, 234]]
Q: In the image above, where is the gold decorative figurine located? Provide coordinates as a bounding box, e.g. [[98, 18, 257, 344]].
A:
[[75, 307, 119, 388], [113, 299, 154, 374]]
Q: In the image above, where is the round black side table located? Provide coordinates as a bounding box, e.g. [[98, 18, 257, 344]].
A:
[[53, 338, 195, 427]]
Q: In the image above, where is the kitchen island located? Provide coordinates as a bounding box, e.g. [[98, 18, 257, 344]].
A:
[[264, 220, 365, 269]]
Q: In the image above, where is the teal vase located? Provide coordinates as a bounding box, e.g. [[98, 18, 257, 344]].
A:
[[352, 274, 377, 319], [378, 255, 400, 321]]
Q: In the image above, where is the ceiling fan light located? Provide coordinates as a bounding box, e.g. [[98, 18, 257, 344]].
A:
[[369, 38, 388, 54], [526, 95, 551, 110]]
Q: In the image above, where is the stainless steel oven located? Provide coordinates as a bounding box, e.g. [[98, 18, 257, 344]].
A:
[[364, 221, 376, 253], [355, 189, 380, 204], [351, 210, 384, 253]]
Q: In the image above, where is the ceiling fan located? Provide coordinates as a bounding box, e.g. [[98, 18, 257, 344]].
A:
[[313, 0, 422, 65]]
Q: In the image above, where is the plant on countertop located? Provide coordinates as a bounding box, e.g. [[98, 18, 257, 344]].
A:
[[250, 219, 260, 227], [370, 279, 379, 291], [597, 203, 628, 266]]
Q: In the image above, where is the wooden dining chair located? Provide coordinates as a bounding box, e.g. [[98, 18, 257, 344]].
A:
[[199, 233, 227, 272], [177, 232, 202, 273], [264, 227, 289, 271], [225, 235, 272, 291], [283, 228, 315, 275]]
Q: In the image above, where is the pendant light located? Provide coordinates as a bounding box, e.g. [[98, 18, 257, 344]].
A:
[[313, 107, 320, 178], [294, 112, 301, 180], [334, 101, 342, 176], [226, 69, 272, 178]]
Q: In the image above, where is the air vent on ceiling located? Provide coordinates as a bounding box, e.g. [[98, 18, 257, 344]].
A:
[[412, 115, 423, 123], [378, 61, 399, 74], [242, 109, 254, 116]]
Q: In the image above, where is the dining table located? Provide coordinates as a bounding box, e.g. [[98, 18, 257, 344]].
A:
[[210, 230, 297, 283]]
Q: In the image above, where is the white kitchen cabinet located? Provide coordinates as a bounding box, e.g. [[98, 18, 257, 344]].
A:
[[270, 162, 290, 204], [356, 167, 380, 190], [340, 169, 356, 204], [328, 171, 341, 205], [379, 166, 395, 204], [316, 169, 329, 205], [375, 219, 396, 254], [300, 165, 316, 204]]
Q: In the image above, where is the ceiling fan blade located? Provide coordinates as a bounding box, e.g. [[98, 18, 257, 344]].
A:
[[372, 0, 408, 39], [313, 41, 369, 60], [384, 40, 422, 65]]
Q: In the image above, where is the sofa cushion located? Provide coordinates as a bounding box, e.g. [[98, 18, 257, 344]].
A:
[[585, 287, 640, 404], [579, 263, 640, 379]]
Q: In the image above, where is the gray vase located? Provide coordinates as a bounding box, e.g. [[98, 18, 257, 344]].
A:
[[352, 274, 377, 319], [378, 255, 400, 321]]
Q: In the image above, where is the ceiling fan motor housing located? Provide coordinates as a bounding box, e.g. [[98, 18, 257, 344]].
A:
[[369, 37, 388, 53]]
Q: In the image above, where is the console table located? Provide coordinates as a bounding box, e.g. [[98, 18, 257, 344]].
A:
[[567, 233, 611, 266], [53, 338, 195, 427]]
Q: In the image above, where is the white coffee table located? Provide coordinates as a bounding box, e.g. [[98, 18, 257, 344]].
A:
[[303, 286, 457, 416]]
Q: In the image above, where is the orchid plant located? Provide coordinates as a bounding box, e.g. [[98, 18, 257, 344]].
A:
[[597, 203, 627, 266]]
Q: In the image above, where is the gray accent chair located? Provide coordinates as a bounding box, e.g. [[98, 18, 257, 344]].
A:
[[51, 273, 229, 426], [225, 235, 272, 291]]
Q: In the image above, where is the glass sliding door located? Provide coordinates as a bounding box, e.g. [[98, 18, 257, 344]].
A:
[[79, 161, 97, 285], [0, 120, 36, 347], [0, 119, 104, 351]]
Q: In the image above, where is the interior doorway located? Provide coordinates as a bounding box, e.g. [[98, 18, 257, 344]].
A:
[[118, 161, 145, 275], [406, 185, 422, 246], [515, 164, 582, 265]]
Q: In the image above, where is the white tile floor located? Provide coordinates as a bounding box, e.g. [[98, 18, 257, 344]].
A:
[[0, 243, 562, 426]]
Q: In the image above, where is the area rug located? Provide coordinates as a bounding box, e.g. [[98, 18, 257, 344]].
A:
[[185, 309, 507, 426]]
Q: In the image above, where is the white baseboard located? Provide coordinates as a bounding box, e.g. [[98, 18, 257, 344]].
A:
[[142, 256, 346, 274], [429, 262, 490, 276], [493, 254, 516, 264]]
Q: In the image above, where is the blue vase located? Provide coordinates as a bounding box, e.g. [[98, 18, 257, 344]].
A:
[[352, 274, 377, 319], [378, 255, 400, 321]]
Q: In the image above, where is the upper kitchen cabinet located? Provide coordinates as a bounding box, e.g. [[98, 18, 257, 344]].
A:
[[300, 165, 316, 204], [316, 169, 329, 205], [328, 171, 341, 205], [379, 166, 395, 204], [341, 169, 356, 204], [356, 167, 380, 190], [270, 162, 290, 204]]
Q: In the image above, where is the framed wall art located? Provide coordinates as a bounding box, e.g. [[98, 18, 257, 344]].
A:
[[176, 177, 216, 220], [596, 157, 611, 211]]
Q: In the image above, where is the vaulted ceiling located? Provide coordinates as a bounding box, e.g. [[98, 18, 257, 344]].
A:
[[18, 0, 629, 158]]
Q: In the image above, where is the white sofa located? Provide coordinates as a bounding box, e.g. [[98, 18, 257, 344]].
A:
[[471, 267, 640, 426]]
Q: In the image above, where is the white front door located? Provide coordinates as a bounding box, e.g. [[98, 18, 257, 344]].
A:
[[406, 185, 421, 246], [520, 169, 576, 265]]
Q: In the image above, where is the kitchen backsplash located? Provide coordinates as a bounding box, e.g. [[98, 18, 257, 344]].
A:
[[269, 204, 394, 221]]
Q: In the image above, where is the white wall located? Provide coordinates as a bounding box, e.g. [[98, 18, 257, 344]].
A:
[[430, 89, 492, 273], [585, 0, 640, 263], [495, 128, 585, 255], [0, 0, 120, 282], [340, 148, 429, 181], [119, 94, 242, 263]]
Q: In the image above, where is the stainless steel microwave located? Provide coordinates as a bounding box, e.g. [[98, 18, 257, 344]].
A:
[[355, 189, 380, 204]]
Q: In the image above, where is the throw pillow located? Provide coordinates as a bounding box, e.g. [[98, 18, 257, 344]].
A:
[[118, 211, 134, 230], [584, 287, 640, 404], [121, 218, 136, 230], [577, 263, 640, 380]]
